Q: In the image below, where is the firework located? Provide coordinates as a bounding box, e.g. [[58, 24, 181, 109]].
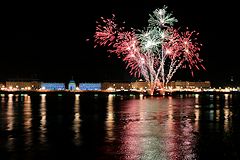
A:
[[94, 6, 205, 95]]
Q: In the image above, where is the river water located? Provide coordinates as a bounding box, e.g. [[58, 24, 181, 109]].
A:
[[0, 93, 240, 160]]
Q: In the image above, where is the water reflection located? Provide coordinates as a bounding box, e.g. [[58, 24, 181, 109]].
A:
[[0, 93, 239, 159], [116, 97, 198, 160], [195, 94, 199, 104], [7, 94, 14, 131], [1, 94, 5, 103], [224, 108, 231, 132], [168, 97, 174, 120], [6, 94, 15, 151], [118, 98, 143, 160], [23, 95, 32, 150], [216, 109, 220, 122], [166, 98, 197, 160], [224, 94, 229, 108], [209, 110, 215, 121], [40, 94, 47, 144], [105, 94, 115, 142], [194, 107, 200, 130], [224, 94, 232, 132], [73, 94, 81, 145]]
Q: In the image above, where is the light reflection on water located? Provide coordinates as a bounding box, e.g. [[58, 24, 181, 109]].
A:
[[7, 94, 14, 131], [0, 93, 239, 159], [113, 96, 198, 160], [6, 94, 14, 151], [165, 97, 197, 160], [23, 95, 32, 150], [73, 94, 81, 145], [105, 94, 114, 142], [40, 94, 47, 144]]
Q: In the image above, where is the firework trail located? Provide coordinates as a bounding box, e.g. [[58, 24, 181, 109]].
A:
[[94, 6, 205, 95]]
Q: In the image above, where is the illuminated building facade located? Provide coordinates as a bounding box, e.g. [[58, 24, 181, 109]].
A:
[[41, 83, 65, 90], [79, 83, 101, 90], [131, 81, 150, 90], [0, 80, 213, 91], [68, 80, 76, 90], [101, 82, 132, 91], [167, 81, 211, 89], [0, 82, 6, 89], [5, 81, 41, 90]]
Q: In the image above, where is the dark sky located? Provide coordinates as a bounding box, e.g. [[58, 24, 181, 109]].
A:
[[1, 1, 239, 86]]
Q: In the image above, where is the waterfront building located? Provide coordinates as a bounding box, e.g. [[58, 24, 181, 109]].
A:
[[79, 83, 101, 90], [68, 80, 76, 90], [0, 82, 6, 89], [167, 81, 211, 89], [5, 80, 41, 90], [101, 82, 132, 91], [41, 83, 65, 90], [131, 81, 150, 90]]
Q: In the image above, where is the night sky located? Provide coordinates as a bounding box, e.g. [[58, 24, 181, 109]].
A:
[[1, 1, 239, 87]]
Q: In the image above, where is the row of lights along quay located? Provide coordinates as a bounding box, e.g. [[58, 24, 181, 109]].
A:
[[0, 80, 239, 95]]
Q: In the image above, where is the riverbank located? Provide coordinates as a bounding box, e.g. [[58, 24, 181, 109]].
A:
[[0, 90, 239, 96]]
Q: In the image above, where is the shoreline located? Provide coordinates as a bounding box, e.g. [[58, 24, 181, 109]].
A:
[[0, 90, 239, 96]]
